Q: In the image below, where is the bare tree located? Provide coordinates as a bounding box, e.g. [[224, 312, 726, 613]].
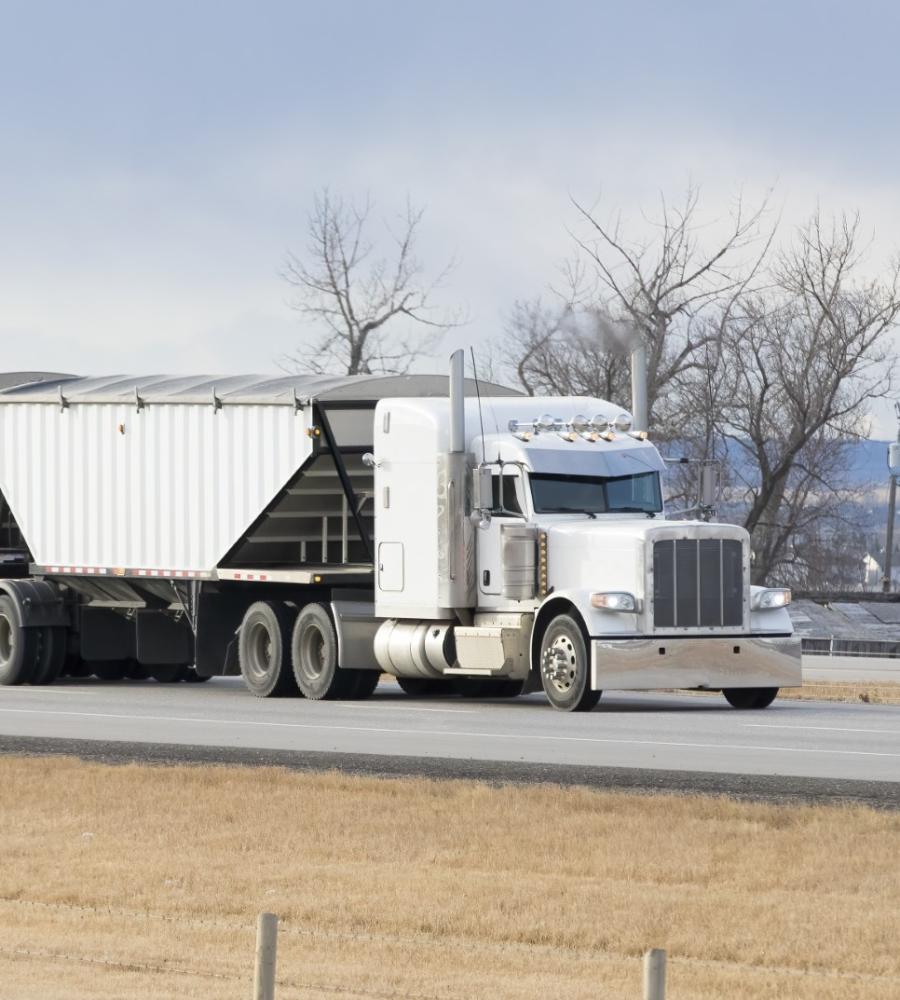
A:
[[717, 211, 900, 583], [500, 186, 771, 436], [569, 186, 771, 431], [501, 190, 900, 590], [501, 298, 630, 401], [282, 191, 460, 375]]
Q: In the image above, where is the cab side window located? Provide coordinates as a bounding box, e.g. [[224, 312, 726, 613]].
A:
[[491, 473, 523, 515]]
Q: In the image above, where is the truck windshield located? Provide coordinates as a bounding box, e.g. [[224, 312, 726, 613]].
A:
[[530, 471, 662, 514]]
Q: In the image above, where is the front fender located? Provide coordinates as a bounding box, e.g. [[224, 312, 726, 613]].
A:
[[532, 589, 640, 644]]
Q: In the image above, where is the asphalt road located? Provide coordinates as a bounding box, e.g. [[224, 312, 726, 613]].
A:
[[0, 678, 898, 807]]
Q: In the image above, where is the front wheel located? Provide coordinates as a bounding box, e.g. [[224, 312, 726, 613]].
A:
[[539, 614, 601, 712], [723, 687, 779, 709]]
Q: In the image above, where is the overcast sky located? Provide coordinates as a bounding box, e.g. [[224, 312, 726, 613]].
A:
[[3, 1, 900, 432]]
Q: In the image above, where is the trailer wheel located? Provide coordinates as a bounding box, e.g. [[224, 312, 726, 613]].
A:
[[539, 614, 601, 712], [149, 664, 182, 683], [179, 666, 212, 683], [238, 601, 298, 698], [291, 603, 351, 699], [61, 656, 92, 679], [124, 660, 151, 680], [723, 687, 779, 709], [396, 677, 455, 697], [90, 661, 127, 681], [0, 595, 40, 685], [30, 627, 67, 686]]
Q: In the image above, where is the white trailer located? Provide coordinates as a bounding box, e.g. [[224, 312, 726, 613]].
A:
[[0, 356, 800, 709]]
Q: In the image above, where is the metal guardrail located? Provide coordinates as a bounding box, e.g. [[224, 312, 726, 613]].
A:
[[802, 638, 900, 659]]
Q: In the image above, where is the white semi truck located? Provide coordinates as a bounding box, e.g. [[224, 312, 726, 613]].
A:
[[0, 353, 800, 710]]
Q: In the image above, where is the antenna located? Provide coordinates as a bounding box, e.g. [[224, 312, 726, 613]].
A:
[[469, 346, 487, 465]]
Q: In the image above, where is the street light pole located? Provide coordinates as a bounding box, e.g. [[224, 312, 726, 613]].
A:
[[882, 403, 900, 593], [884, 480, 896, 593]]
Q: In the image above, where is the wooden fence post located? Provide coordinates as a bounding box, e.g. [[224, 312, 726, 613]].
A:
[[253, 912, 278, 1000], [643, 948, 666, 1000]]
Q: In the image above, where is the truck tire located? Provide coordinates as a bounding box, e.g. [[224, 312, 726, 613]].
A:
[[0, 594, 40, 685], [346, 669, 380, 700], [539, 614, 601, 712], [239, 601, 298, 698], [90, 661, 127, 680], [62, 656, 92, 679], [149, 664, 182, 683], [723, 687, 779, 709], [124, 660, 151, 680], [453, 677, 524, 698], [291, 603, 353, 699], [396, 677, 455, 697], [30, 627, 67, 685], [179, 666, 211, 682]]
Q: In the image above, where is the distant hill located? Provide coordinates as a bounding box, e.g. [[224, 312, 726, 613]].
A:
[[848, 440, 892, 486], [667, 439, 893, 488]]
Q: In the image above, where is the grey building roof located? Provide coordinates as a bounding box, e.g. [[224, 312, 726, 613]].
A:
[[790, 598, 900, 656], [0, 372, 521, 407]]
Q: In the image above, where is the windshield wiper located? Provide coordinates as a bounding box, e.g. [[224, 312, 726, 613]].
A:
[[610, 506, 656, 514], [549, 507, 598, 519]]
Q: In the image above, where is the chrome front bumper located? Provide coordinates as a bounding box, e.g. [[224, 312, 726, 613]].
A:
[[590, 635, 802, 691]]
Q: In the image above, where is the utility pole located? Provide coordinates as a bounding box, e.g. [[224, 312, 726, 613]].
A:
[[882, 403, 900, 593]]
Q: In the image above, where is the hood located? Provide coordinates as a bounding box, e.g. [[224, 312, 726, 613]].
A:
[[542, 517, 751, 612], [545, 517, 749, 546]]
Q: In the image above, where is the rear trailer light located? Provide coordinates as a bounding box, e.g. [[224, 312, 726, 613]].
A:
[[751, 588, 791, 610], [591, 591, 640, 612]]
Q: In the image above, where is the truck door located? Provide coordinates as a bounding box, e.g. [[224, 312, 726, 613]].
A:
[[477, 469, 525, 598]]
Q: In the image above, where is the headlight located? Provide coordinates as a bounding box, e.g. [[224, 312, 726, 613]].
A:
[[614, 412, 632, 432], [591, 591, 640, 612], [751, 588, 791, 610]]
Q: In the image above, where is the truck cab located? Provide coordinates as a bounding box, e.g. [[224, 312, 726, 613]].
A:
[[371, 390, 800, 711]]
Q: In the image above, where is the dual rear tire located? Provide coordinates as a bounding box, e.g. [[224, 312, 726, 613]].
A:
[[0, 596, 66, 686], [238, 601, 379, 700]]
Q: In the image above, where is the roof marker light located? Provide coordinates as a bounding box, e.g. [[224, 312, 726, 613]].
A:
[[570, 414, 590, 434], [536, 413, 561, 433]]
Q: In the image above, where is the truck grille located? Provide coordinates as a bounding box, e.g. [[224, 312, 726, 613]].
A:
[[652, 538, 744, 629]]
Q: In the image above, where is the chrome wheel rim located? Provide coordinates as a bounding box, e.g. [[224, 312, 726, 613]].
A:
[[542, 633, 578, 695]]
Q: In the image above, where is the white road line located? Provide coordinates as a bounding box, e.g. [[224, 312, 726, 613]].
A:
[[335, 703, 480, 715], [1, 707, 899, 759], [744, 723, 899, 735], [0, 687, 95, 696]]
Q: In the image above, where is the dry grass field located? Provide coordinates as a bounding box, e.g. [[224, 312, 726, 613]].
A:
[[780, 679, 900, 704], [0, 756, 898, 1000], [661, 680, 900, 705]]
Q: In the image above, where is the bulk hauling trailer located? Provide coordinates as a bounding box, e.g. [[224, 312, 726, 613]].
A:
[[0, 369, 514, 690], [0, 356, 801, 709]]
